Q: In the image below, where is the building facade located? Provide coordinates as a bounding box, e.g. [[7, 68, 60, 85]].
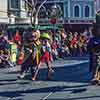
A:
[[38, 0, 95, 24], [0, 0, 29, 25], [37, 0, 64, 24], [64, 0, 95, 31], [0, 0, 95, 28], [0, 0, 9, 24], [8, 0, 30, 24], [94, 0, 100, 12], [38, 0, 95, 31]]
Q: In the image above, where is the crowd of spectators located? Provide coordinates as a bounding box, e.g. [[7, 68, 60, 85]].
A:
[[50, 29, 93, 60], [0, 27, 93, 66]]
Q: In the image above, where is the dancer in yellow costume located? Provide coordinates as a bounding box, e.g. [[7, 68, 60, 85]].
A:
[[9, 40, 17, 66]]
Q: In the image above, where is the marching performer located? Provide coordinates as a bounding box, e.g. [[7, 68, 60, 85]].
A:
[[18, 29, 41, 79], [90, 46, 100, 85], [88, 23, 100, 85], [32, 33, 54, 80]]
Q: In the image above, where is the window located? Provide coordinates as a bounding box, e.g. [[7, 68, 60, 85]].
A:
[[10, 0, 20, 9], [66, 6, 68, 17], [74, 5, 80, 17], [85, 6, 90, 17], [38, 7, 47, 18]]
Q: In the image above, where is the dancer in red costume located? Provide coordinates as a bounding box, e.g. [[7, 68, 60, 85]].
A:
[[32, 33, 54, 80]]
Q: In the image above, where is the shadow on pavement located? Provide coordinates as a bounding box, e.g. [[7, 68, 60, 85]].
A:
[[0, 79, 17, 82], [0, 81, 30, 85], [0, 85, 88, 98], [46, 95, 100, 100], [0, 61, 91, 85], [13, 99, 23, 100], [0, 78, 30, 86], [71, 88, 87, 93], [38, 62, 91, 83], [6, 71, 18, 74]]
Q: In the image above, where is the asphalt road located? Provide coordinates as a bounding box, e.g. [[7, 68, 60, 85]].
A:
[[0, 57, 100, 100]]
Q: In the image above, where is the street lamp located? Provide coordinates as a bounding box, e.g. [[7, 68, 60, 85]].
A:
[[49, 4, 62, 41], [23, 0, 47, 26], [50, 4, 62, 18]]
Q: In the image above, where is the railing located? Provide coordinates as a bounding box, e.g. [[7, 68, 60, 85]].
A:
[[13, 17, 95, 25], [38, 17, 95, 24], [38, 18, 64, 25]]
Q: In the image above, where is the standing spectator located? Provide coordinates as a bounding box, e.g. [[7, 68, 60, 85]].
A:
[[68, 32, 73, 56], [51, 41, 58, 60], [13, 30, 22, 60], [0, 32, 9, 51], [13, 30, 22, 45], [78, 34, 87, 56], [70, 33, 78, 56]]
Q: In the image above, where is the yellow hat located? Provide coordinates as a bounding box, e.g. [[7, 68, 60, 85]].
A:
[[40, 33, 50, 40]]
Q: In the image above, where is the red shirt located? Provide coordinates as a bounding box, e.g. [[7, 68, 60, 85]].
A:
[[51, 42, 57, 49], [71, 37, 77, 45], [14, 33, 21, 42]]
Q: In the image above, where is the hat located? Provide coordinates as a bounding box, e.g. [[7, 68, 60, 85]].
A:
[[40, 33, 50, 40], [32, 30, 40, 40]]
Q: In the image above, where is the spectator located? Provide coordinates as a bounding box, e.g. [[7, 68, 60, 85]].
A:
[[13, 30, 22, 45], [51, 41, 58, 60]]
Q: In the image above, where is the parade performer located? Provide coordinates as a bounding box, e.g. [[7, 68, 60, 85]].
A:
[[18, 29, 41, 79], [93, 51, 100, 85], [90, 45, 100, 84], [88, 22, 100, 85], [32, 33, 54, 81]]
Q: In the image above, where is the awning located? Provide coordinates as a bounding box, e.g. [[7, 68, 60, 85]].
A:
[[33, 24, 63, 30], [8, 24, 63, 30], [7, 24, 32, 29]]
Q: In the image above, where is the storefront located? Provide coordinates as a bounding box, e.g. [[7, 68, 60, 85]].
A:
[[64, 19, 94, 32]]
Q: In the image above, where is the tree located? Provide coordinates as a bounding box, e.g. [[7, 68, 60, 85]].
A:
[[23, 0, 47, 26]]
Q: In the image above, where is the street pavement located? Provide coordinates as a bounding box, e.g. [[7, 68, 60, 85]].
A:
[[0, 56, 100, 100]]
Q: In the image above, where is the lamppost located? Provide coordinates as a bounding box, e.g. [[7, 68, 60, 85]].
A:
[[49, 4, 62, 41]]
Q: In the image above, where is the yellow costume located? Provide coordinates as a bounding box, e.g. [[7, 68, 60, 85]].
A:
[[10, 42, 17, 63], [32, 30, 41, 65]]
